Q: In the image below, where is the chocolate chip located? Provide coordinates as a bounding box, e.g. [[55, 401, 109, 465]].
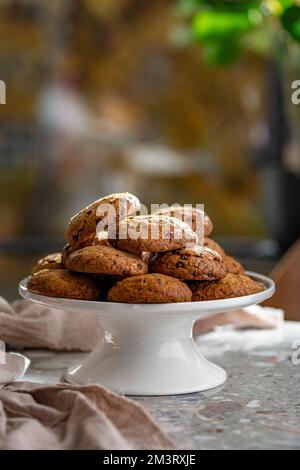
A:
[[176, 262, 184, 268]]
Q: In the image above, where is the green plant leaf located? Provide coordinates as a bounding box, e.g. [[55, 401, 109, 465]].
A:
[[281, 5, 300, 41], [193, 10, 255, 41], [278, 0, 294, 10], [193, 0, 261, 11]]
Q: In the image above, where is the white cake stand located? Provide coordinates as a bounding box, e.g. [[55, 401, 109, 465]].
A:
[[19, 272, 275, 396]]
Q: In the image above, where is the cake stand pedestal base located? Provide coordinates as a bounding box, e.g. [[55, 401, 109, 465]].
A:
[[63, 315, 227, 395]]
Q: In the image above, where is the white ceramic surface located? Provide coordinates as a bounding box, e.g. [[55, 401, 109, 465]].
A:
[[19, 272, 275, 396]]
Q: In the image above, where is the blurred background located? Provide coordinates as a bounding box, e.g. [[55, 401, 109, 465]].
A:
[[1, 0, 300, 300]]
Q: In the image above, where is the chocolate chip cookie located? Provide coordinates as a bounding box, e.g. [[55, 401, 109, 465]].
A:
[[65, 245, 149, 277], [65, 192, 140, 246], [61, 232, 111, 266], [154, 206, 213, 237], [31, 253, 64, 275], [202, 238, 225, 258], [151, 246, 226, 281], [111, 215, 198, 254], [28, 269, 103, 301], [107, 274, 192, 304], [61, 237, 94, 266], [224, 255, 245, 275], [190, 273, 265, 301]]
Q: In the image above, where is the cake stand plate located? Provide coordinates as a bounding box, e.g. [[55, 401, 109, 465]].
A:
[[19, 272, 275, 396]]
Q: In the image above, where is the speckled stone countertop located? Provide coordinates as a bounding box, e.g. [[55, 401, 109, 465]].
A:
[[23, 322, 300, 450]]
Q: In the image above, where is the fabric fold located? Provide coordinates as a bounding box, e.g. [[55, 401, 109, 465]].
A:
[[0, 297, 102, 351], [0, 382, 174, 450]]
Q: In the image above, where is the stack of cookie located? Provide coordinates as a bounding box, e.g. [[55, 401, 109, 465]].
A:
[[28, 192, 265, 303]]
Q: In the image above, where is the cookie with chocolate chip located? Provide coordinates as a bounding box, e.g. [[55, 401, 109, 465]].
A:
[[190, 273, 265, 301], [203, 238, 225, 258], [111, 215, 198, 254], [151, 246, 226, 281], [65, 192, 140, 246], [107, 274, 192, 304], [61, 237, 95, 266], [31, 253, 64, 275], [28, 269, 103, 301], [224, 255, 245, 275], [65, 245, 148, 277], [154, 206, 213, 237], [61, 232, 111, 266]]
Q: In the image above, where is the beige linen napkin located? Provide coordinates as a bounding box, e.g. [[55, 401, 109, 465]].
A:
[[194, 305, 282, 336], [0, 382, 174, 450], [0, 297, 102, 351]]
